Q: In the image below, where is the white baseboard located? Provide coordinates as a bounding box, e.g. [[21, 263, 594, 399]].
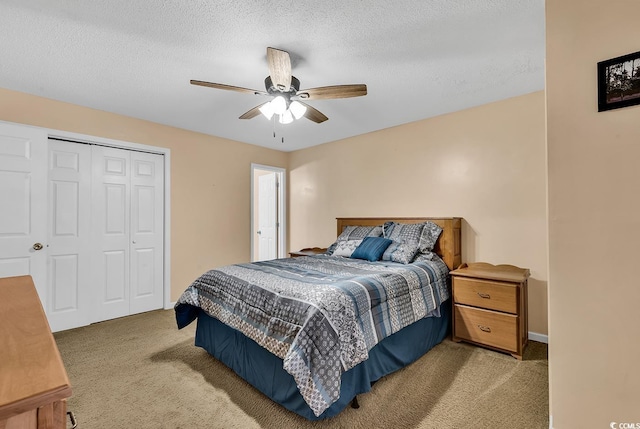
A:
[[164, 301, 176, 310], [528, 331, 548, 344]]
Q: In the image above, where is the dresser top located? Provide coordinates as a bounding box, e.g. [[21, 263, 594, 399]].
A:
[[0, 275, 72, 419], [450, 262, 530, 283]]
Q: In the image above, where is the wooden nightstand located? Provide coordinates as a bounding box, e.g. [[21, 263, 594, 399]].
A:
[[450, 262, 530, 360], [289, 247, 327, 258]]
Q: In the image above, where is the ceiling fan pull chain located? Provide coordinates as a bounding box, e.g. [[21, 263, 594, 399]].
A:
[[270, 115, 284, 143]]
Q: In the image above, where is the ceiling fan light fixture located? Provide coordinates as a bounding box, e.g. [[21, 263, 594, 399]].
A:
[[271, 96, 287, 115], [259, 101, 275, 120], [279, 110, 294, 124], [191, 48, 367, 126], [289, 101, 307, 119]]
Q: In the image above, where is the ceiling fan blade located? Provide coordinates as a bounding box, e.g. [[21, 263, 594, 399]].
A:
[[266, 47, 292, 92], [190, 80, 267, 96], [299, 102, 328, 123], [239, 102, 270, 120], [297, 84, 367, 100]]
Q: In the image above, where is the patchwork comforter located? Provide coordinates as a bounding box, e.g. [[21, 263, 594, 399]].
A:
[[175, 254, 450, 416]]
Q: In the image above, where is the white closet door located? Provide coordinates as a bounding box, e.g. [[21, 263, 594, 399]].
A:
[[92, 146, 131, 322], [46, 140, 92, 331], [0, 123, 47, 303], [92, 146, 164, 321], [129, 151, 164, 314]]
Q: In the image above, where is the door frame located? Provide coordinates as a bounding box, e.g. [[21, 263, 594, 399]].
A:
[[0, 120, 172, 310], [250, 163, 286, 261]]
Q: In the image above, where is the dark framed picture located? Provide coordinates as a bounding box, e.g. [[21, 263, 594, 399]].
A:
[[598, 50, 640, 112]]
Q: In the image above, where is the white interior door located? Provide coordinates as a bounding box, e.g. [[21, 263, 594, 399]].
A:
[[46, 140, 92, 331], [129, 151, 164, 314], [0, 123, 47, 303], [257, 172, 277, 261], [92, 145, 131, 321], [92, 146, 164, 321]]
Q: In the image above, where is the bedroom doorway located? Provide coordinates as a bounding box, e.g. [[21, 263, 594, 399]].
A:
[[251, 164, 286, 261]]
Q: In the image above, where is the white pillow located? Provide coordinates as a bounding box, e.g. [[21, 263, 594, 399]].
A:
[[332, 239, 363, 257]]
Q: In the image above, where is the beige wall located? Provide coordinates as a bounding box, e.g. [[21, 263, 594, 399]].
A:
[[546, 0, 640, 426], [0, 87, 288, 302], [0, 87, 549, 336], [289, 91, 548, 335]]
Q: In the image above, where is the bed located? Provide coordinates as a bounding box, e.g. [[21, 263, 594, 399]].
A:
[[175, 217, 462, 420]]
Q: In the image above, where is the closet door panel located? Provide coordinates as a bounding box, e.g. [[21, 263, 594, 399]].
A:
[[104, 250, 127, 302], [130, 152, 164, 314], [47, 140, 92, 331], [133, 248, 154, 295], [92, 146, 131, 322], [50, 254, 78, 310]]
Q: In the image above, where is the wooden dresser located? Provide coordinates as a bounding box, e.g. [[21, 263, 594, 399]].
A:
[[0, 276, 72, 429], [450, 263, 530, 360]]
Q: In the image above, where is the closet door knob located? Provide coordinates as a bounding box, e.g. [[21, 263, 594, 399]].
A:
[[33, 243, 43, 251]]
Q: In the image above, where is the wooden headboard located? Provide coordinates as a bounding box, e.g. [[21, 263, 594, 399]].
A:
[[336, 217, 462, 271]]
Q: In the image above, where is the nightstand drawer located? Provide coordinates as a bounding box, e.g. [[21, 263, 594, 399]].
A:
[[453, 277, 517, 314], [454, 304, 518, 352]]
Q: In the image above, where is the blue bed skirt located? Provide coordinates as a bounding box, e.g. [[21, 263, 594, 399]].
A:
[[185, 299, 451, 420]]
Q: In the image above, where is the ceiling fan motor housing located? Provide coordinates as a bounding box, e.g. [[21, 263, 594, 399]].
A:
[[265, 75, 300, 98]]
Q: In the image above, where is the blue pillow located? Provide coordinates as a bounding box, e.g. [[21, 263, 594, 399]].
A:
[[351, 237, 393, 262]]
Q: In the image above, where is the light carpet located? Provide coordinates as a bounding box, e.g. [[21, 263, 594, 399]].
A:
[[54, 309, 548, 429]]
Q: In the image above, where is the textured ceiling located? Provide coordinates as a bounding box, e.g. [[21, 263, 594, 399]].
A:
[[0, 0, 545, 151]]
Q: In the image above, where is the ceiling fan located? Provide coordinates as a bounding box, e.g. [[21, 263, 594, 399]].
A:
[[190, 47, 367, 124]]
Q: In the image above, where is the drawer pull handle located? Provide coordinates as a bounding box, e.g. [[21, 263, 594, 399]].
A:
[[67, 411, 77, 429], [477, 324, 492, 333], [477, 292, 491, 299]]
